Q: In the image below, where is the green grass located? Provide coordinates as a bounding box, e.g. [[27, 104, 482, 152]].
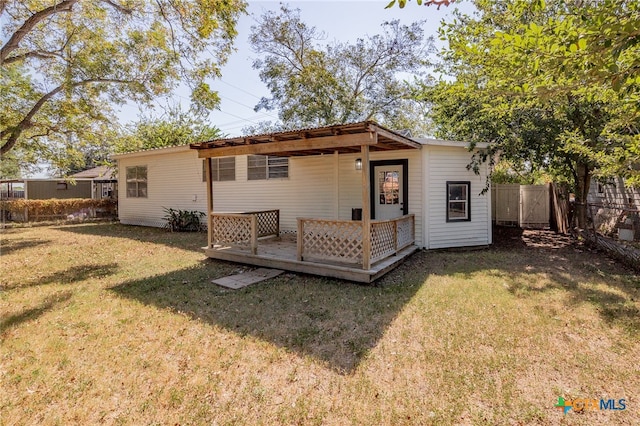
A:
[[1, 223, 638, 425]]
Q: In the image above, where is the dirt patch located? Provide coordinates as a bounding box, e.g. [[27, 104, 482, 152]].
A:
[[492, 226, 575, 250]]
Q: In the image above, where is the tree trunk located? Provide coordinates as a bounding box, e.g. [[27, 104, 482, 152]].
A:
[[574, 162, 591, 229]]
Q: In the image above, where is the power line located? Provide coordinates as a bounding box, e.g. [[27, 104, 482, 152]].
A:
[[219, 78, 264, 100], [218, 94, 280, 121]]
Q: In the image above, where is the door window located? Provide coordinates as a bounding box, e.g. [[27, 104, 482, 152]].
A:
[[378, 170, 399, 205]]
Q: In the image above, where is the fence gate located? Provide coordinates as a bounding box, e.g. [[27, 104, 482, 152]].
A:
[[519, 184, 550, 228], [492, 184, 550, 228], [494, 184, 520, 226]]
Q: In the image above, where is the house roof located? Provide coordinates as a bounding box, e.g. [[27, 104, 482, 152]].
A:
[[416, 138, 489, 149], [190, 121, 422, 158], [70, 165, 116, 179], [110, 144, 191, 160]]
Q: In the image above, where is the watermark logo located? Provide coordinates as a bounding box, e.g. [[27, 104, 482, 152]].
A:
[[555, 397, 627, 414], [555, 396, 572, 414]]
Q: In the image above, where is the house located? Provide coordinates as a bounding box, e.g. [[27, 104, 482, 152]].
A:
[[70, 166, 118, 199], [0, 166, 117, 201], [588, 176, 640, 207], [113, 121, 492, 282], [588, 176, 640, 238]]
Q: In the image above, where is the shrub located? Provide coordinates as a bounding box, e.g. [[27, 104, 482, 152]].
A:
[[162, 207, 205, 232], [0, 198, 117, 222]]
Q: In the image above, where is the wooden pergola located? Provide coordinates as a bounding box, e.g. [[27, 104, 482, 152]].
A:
[[190, 121, 421, 278]]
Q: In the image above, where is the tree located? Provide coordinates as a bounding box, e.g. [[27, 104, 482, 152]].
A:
[[385, 0, 456, 9], [422, 0, 639, 228], [249, 5, 433, 133], [115, 106, 223, 154], [1, 0, 245, 172]]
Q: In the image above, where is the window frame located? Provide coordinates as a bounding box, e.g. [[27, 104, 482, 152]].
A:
[[203, 157, 236, 182], [126, 165, 148, 198], [446, 181, 471, 222], [247, 155, 289, 180]]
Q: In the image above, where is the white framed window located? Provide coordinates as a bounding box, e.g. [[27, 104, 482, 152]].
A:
[[126, 165, 147, 198], [446, 181, 470, 222], [248, 155, 289, 180], [203, 157, 236, 182]]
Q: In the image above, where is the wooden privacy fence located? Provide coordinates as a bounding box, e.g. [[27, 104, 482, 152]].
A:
[[211, 209, 279, 255], [297, 214, 415, 269], [492, 184, 550, 228]]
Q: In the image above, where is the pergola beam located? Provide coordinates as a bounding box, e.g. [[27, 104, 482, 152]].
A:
[[195, 132, 377, 158]]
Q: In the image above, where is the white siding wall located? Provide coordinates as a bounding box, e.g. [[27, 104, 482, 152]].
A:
[[116, 144, 492, 250], [211, 154, 335, 232], [117, 148, 207, 227], [424, 145, 491, 249]]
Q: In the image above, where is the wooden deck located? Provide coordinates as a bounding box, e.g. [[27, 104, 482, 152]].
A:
[[204, 234, 419, 283]]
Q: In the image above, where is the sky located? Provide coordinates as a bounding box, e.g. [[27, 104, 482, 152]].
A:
[[129, 0, 476, 137]]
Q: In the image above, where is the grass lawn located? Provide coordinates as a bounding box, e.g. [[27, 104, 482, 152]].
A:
[[1, 223, 638, 425]]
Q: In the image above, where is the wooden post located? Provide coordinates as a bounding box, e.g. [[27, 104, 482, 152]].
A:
[[393, 220, 398, 256], [276, 209, 280, 237], [361, 144, 371, 270], [250, 214, 258, 255], [297, 218, 304, 261], [205, 158, 214, 249]]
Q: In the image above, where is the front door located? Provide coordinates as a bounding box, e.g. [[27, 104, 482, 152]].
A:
[[373, 164, 405, 220]]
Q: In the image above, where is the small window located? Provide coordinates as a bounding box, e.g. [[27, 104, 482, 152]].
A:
[[56, 182, 68, 190], [248, 155, 288, 180], [126, 165, 147, 198], [203, 157, 236, 182], [446, 181, 470, 222]]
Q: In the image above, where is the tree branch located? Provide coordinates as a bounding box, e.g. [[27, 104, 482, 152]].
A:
[[0, 0, 78, 65], [3, 50, 65, 64], [98, 0, 133, 14], [1, 78, 139, 155]]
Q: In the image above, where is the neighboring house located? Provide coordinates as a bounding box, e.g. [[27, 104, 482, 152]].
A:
[[0, 166, 117, 201], [113, 122, 492, 282], [588, 176, 640, 236], [70, 166, 118, 199], [588, 176, 640, 207], [1, 178, 93, 200]]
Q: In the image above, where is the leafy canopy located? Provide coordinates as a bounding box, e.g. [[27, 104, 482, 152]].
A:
[[115, 106, 223, 154], [1, 0, 245, 176], [249, 4, 434, 134], [422, 0, 639, 227]]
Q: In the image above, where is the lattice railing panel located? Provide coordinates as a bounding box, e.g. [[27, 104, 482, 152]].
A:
[[212, 214, 253, 247], [252, 210, 279, 238], [396, 215, 415, 250], [300, 219, 362, 264], [370, 221, 396, 262]]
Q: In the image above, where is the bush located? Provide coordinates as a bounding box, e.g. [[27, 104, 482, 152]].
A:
[[162, 207, 205, 232], [0, 198, 117, 222]]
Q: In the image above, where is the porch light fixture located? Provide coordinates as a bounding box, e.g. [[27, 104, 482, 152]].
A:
[[355, 158, 362, 170]]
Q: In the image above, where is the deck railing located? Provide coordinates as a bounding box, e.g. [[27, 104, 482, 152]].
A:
[[297, 214, 415, 268], [211, 209, 279, 255], [297, 218, 363, 264], [370, 214, 415, 263]]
